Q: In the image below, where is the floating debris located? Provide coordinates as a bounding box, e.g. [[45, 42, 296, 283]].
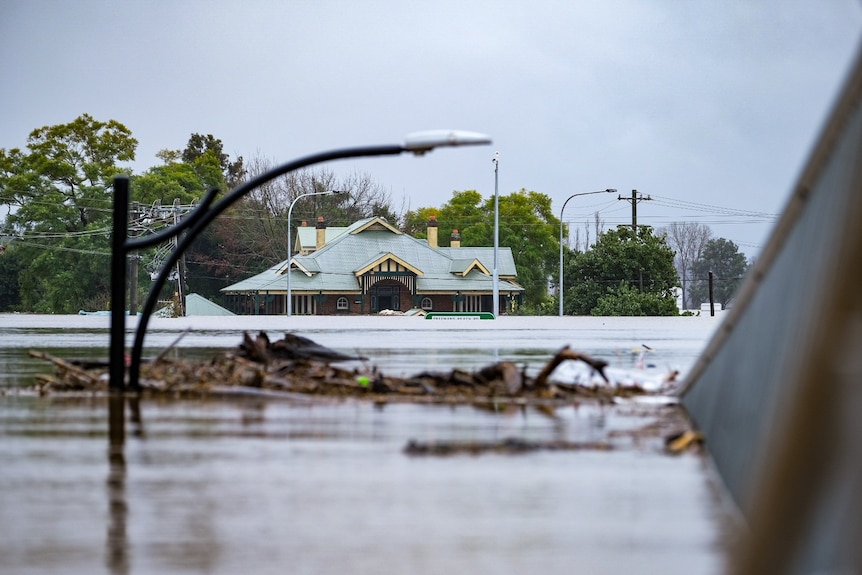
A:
[[664, 430, 705, 454], [404, 437, 614, 456], [27, 331, 678, 406]]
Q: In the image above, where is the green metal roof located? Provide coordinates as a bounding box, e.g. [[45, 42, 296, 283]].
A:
[[222, 217, 523, 294], [185, 293, 235, 316]]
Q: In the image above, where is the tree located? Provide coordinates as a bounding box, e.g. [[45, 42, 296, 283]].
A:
[[133, 162, 207, 206], [496, 190, 559, 309], [8, 114, 137, 232], [0, 114, 138, 313], [130, 156, 223, 305], [181, 133, 246, 189], [592, 282, 679, 316], [278, 168, 398, 226], [659, 221, 712, 309], [565, 225, 679, 316], [689, 238, 749, 308], [402, 206, 443, 239], [0, 245, 23, 311], [403, 189, 560, 311], [134, 135, 246, 303]]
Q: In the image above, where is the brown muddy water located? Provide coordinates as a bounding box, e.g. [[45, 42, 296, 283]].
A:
[[0, 314, 735, 574]]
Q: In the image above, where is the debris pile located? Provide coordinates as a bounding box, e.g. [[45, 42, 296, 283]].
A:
[[28, 331, 670, 405], [24, 331, 704, 456]]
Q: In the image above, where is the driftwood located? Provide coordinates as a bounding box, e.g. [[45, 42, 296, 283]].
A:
[[26, 331, 654, 405], [533, 345, 609, 388], [404, 437, 614, 456]]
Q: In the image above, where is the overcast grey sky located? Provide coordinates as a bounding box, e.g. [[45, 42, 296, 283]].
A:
[[2, 1, 861, 256]]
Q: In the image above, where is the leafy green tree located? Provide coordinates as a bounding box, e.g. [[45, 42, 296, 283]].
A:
[[0, 147, 34, 211], [2, 115, 136, 235], [133, 162, 207, 206], [404, 189, 560, 310], [495, 190, 559, 309], [591, 282, 679, 316], [131, 137, 238, 303], [565, 225, 679, 316], [0, 114, 138, 312], [180, 133, 245, 189], [402, 206, 441, 239], [689, 237, 749, 308], [0, 245, 23, 311], [404, 190, 485, 242]]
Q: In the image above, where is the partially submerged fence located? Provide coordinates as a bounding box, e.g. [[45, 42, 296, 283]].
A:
[[680, 42, 862, 573]]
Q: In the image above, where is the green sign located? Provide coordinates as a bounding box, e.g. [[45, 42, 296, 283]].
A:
[[424, 312, 496, 320]]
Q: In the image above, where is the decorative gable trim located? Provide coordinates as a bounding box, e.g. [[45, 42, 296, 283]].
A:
[[350, 216, 402, 235], [276, 258, 317, 277], [354, 253, 423, 277]]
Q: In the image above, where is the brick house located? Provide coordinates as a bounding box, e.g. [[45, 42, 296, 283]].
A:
[[221, 215, 523, 315]]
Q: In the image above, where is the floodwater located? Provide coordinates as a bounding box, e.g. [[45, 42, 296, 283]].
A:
[[0, 314, 734, 574]]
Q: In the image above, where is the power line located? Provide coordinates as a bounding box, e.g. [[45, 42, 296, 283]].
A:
[[648, 194, 778, 218]]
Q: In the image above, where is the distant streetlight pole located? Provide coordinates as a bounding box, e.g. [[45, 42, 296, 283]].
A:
[[558, 189, 617, 317], [286, 189, 343, 317], [492, 151, 500, 318]]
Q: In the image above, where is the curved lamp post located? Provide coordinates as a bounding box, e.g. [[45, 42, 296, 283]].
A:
[[558, 189, 617, 317], [286, 189, 343, 316], [110, 130, 492, 391]]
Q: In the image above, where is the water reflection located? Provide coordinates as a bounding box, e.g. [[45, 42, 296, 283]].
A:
[[0, 391, 731, 574], [106, 394, 128, 575]]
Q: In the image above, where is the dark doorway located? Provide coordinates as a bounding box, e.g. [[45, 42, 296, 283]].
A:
[[371, 284, 400, 312]]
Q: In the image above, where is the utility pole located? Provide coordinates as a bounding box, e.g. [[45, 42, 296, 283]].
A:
[[129, 254, 139, 315], [128, 203, 139, 315], [172, 199, 187, 317], [617, 189, 652, 234]]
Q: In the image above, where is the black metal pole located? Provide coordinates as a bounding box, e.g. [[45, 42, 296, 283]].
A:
[[109, 177, 129, 392], [708, 271, 715, 316]]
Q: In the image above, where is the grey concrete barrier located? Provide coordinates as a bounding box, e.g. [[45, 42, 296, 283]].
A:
[[680, 40, 862, 574]]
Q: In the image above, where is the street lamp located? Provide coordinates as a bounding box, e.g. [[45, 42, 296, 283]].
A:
[[110, 129, 492, 391], [286, 189, 343, 316], [492, 152, 500, 318], [558, 189, 617, 317]]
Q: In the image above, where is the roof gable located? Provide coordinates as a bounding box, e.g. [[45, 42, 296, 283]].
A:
[[350, 216, 402, 235], [449, 258, 490, 276], [354, 252, 423, 276]]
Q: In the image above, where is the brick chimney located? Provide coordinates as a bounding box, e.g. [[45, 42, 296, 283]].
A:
[[316, 216, 326, 251], [427, 215, 438, 248], [450, 229, 461, 248]]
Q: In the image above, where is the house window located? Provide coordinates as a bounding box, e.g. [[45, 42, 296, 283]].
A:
[[420, 297, 433, 311], [336, 296, 349, 310]]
